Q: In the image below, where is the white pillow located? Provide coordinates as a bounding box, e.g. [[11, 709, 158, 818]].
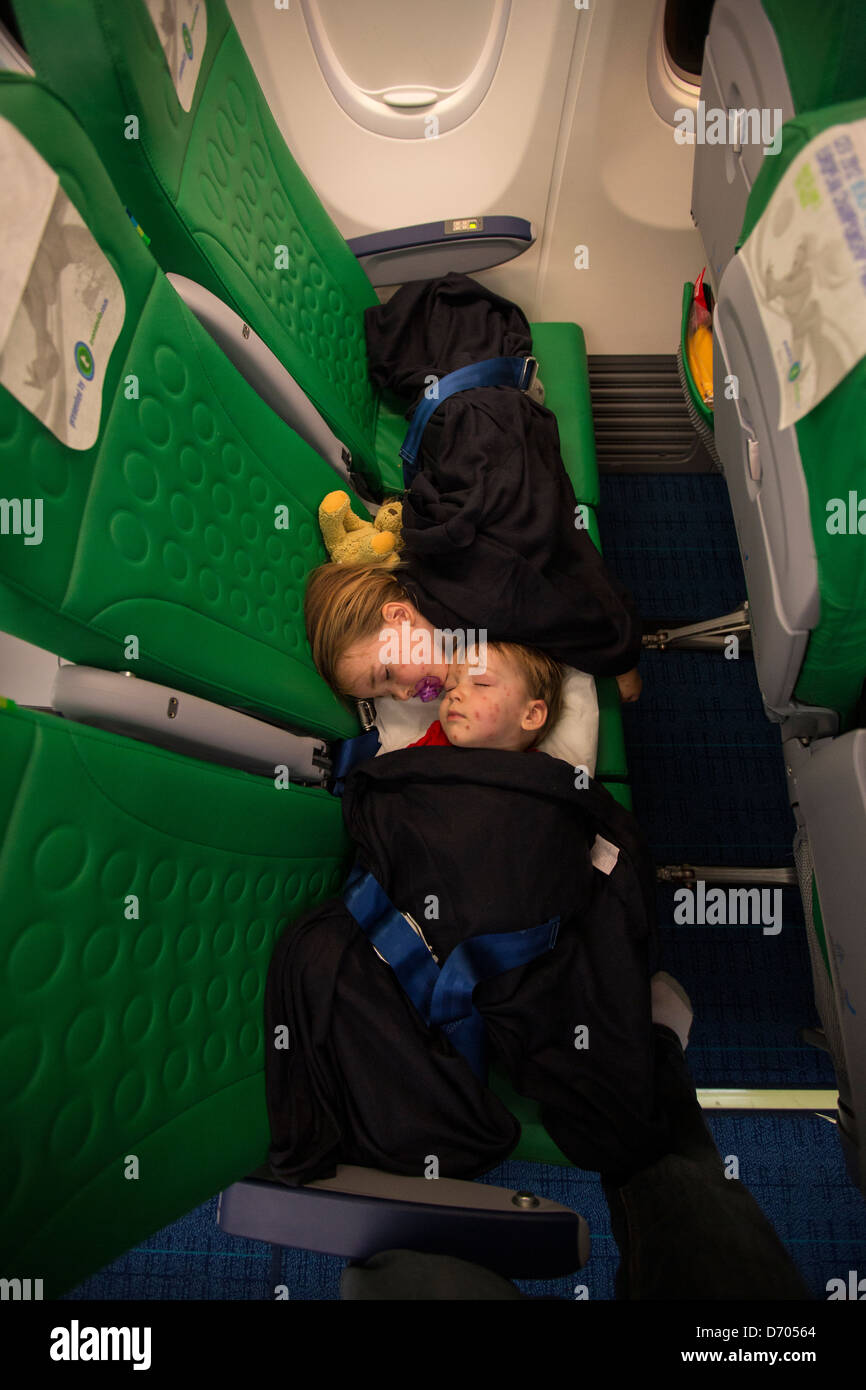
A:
[[372, 665, 598, 776]]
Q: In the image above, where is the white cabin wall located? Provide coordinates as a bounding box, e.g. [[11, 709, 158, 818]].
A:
[[535, 0, 705, 351], [233, 1, 703, 353]]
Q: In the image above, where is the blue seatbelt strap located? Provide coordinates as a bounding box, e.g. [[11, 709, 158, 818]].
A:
[[430, 919, 560, 1078], [342, 863, 559, 1080], [330, 729, 381, 796], [343, 862, 440, 1019], [400, 355, 537, 488]]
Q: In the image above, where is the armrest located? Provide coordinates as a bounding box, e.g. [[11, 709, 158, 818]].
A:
[[166, 273, 351, 484], [52, 666, 331, 782], [218, 1164, 589, 1278], [347, 216, 535, 287]]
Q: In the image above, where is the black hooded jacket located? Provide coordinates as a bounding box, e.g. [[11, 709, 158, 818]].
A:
[[364, 273, 642, 677]]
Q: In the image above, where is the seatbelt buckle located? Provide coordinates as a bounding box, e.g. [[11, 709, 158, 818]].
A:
[[371, 909, 439, 966], [357, 698, 376, 731], [518, 355, 538, 391], [403, 910, 439, 963]]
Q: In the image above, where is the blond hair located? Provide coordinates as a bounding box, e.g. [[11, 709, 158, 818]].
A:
[[304, 559, 411, 698], [487, 642, 565, 747], [304, 563, 565, 740]]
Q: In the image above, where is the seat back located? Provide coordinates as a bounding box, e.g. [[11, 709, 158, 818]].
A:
[[0, 695, 351, 1297], [0, 72, 357, 741], [712, 96, 866, 728], [13, 0, 387, 485], [691, 0, 866, 288]]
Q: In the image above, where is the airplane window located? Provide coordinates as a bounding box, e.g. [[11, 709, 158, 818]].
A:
[[313, 0, 497, 94], [663, 0, 717, 81], [299, 0, 511, 140]]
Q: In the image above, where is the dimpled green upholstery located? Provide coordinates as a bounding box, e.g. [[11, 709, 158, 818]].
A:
[[14, 0, 396, 490], [760, 0, 866, 114], [0, 74, 357, 741], [0, 697, 352, 1298], [738, 97, 866, 726]]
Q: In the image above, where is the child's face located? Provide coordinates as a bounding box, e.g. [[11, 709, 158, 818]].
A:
[[438, 650, 547, 750], [336, 604, 451, 701]]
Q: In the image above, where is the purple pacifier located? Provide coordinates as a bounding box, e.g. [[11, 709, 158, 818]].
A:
[[414, 676, 443, 702]]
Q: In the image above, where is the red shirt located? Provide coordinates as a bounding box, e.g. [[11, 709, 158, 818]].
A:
[[408, 720, 540, 750], [408, 719, 451, 747]]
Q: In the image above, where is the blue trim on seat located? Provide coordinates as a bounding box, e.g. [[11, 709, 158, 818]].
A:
[[400, 356, 536, 488], [342, 863, 559, 1079]]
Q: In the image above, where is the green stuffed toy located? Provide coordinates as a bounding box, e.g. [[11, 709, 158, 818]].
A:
[[318, 490, 403, 566]]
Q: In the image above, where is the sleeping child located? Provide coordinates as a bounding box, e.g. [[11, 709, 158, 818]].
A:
[[408, 642, 564, 751]]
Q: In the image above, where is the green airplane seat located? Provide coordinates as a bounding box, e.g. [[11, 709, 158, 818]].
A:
[[712, 96, 866, 730]]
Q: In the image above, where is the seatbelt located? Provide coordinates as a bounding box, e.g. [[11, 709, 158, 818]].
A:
[[400, 355, 538, 488], [330, 728, 381, 796], [343, 863, 440, 1019], [342, 862, 559, 1079]]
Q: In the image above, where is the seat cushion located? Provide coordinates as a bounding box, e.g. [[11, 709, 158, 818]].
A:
[[531, 321, 599, 507], [371, 387, 416, 494], [585, 508, 629, 781], [595, 674, 629, 781]]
